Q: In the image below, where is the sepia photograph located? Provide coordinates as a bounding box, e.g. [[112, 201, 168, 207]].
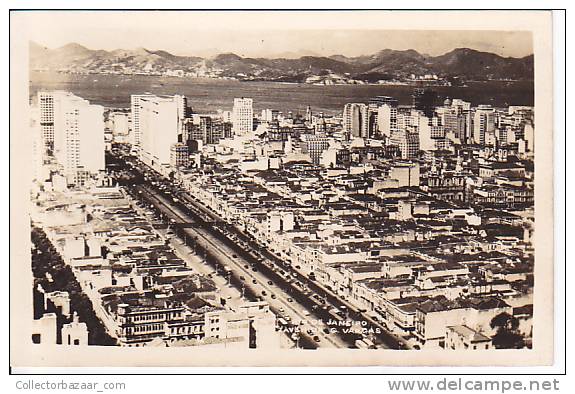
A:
[[9, 9, 558, 369]]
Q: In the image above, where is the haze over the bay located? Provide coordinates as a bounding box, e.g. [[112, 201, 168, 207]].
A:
[[21, 11, 533, 59]]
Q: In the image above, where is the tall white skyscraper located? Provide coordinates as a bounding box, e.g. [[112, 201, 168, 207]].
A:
[[174, 94, 189, 121], [130, 93, 155, 148], [436, 106, 467, 143], [37, 91, 76, 152], [232, 98, 253, 135], [30, 106, 46, 182], [473, 105, 496, 145], [377, 103, 398, 138], [343, 103, 368, 138], [390, 129, 419, 159], [138, 95, 181, 166], [42, 92, 105, 185]]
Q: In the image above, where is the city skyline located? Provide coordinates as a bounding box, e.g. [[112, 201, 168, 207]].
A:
[[26, 85, 537, 352], [11, 10, 559, 370]]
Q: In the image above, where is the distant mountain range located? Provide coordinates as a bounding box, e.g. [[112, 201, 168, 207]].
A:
[[30, 42, 534, 83]]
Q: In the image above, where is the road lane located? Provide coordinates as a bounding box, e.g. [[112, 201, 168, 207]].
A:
[[133, 184, 343, 348], [113, 152, 409, 349]]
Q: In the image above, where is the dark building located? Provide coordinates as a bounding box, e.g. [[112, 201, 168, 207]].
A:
[[268, 122, 293, 142], [213, 120, 233, 141], [413, 88, 438, 118]]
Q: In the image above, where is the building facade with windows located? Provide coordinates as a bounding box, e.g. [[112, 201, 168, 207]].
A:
[[343, 103, 369, 138], [40, 91, 105, 186], [232, 98, 254, 135]]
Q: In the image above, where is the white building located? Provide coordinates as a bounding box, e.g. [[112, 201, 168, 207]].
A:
[[111, 112, 130, 136], [174, 94, 189, 124], [261, 109, 279, 122], [451, 99, 471, 112], [232, 98, 254, 135], [390, 129, 419, 159], [445, 325, 492, 350], [130, 93, 155, 148], [524, 122, 534, 152], [377, 103, 398, 138], [32, 313, 58, 345], [389, 162, 420, 187], [473, 105, 496, 145], [62, 312, 89, 346], [138, 95, 183, 166], [221, 110, 233, 123], [418, 114, 446, 151], [37, 90, 72, 152], [343, 103, 369, 138], [42, 92, 105, 186], [31, 110, 47, 182]]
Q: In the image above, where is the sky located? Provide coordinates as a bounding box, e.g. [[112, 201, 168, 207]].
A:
[[13, 11, 534, 58]]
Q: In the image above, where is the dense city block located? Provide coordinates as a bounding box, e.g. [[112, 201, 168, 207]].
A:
[[29, 83, 534, 351]]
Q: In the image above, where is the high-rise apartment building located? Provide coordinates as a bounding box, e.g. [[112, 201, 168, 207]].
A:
[[305, 135, 331, 165], [37, 91, 82, 152], [208, 121, 225, 145], [41, 91, 105, 185], [30, 108, 46, 182], [198, 116, 212, 144], [37, 91, 56, 152], [130, 93, 155, 148], [232, 98, 254, 135], [473, 105, 496, 145], [305, 106, 313, 123], [368, 96, 398, 138], [174, 94, 189, 120], [138, 95, 182, 166], [449, 99, 473, 143], [436, 107, 466, 142], [377, 104, 398, 138], [390, 129, 420, 159], [343, 103, 369, 138]]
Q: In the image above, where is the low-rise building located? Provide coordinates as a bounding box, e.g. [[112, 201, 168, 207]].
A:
[[445, 325, 492, 350]]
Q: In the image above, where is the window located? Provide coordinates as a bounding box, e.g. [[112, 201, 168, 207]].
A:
[[32, 334, 41, 344]]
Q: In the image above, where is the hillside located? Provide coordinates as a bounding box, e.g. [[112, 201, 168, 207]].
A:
[[29, 42, 534, 82]]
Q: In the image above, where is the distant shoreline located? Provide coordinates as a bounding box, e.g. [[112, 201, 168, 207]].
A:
[[29, 71, 534, 114], [30, 69, 532, 87]]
